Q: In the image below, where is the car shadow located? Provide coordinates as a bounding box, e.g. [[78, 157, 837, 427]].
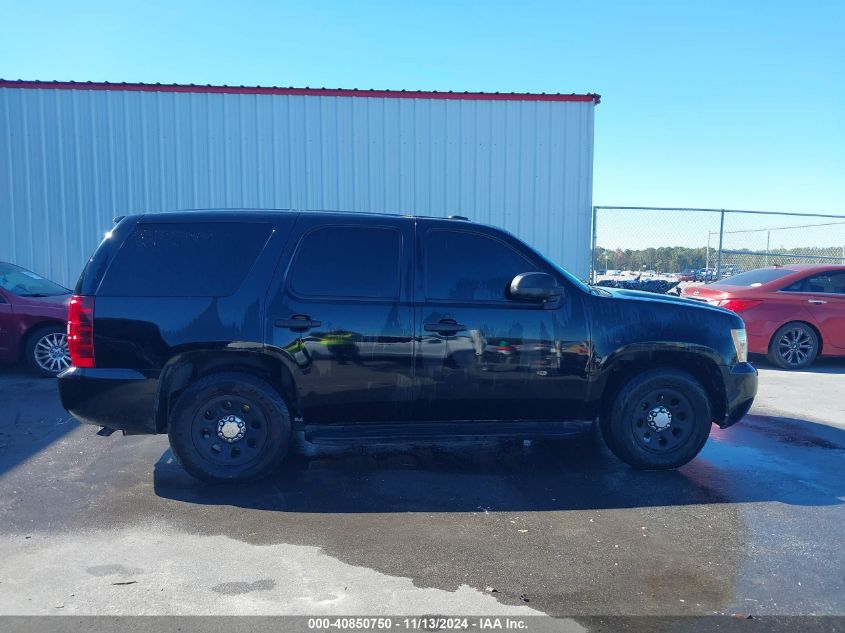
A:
[[153, 414, 845, 513], [0, 367, 79, 478], [750, 354, 845, 374]]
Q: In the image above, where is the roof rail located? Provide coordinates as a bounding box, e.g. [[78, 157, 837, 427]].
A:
[[448, 215, 470, 221]]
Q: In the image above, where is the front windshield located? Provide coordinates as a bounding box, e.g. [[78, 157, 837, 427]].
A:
[[549, 260, 595, 293], [0, 262, 69, 296]]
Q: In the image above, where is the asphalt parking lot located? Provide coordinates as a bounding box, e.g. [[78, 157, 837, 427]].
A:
[[0, 358, 843, 619]]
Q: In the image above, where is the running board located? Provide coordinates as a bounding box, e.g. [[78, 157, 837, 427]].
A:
[[304, 420, 593, 444]]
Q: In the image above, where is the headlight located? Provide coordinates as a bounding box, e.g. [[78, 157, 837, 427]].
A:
[[731, 328, 748, 363]]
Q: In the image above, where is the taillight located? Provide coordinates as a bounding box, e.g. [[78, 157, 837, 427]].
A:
[[68, 295, 95, 368], [717, 299, 762, 313]]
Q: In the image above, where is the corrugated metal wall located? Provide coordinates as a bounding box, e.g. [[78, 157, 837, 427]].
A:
[[0, 87, 595, 287]]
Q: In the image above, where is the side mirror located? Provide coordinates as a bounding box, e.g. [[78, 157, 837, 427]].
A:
[[509, 272, 562, 303]]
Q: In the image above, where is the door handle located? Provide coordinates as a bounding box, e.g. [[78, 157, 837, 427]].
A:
[[424, 319, 466, 334], [807, 299, 828, 305], [275, 315, 322, 330]]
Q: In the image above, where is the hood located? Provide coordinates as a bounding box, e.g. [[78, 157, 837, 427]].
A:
[[602, 287, 729, 314]]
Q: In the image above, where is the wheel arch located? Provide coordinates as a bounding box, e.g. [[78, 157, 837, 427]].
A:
[[155, 349, 300, 433], [596, 349, 727, 426], [19, 319, 67, 361]]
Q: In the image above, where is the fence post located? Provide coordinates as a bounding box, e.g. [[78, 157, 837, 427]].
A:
[[590, 206, 598, 283], [715, 209, 725, 281], [765, 229, 771, 266]]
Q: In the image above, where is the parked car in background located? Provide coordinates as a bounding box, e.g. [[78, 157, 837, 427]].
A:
[[682, 264, 845, 369], [0, 262, 72, 376], [58, 211, 756, 483], [696, 268, 716, 282], [719, 266, 741, 279], [677, 270, 697, 282]]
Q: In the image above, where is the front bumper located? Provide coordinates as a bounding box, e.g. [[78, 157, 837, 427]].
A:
[[57, 367, 159, 434], [718, 362, 758, 428]]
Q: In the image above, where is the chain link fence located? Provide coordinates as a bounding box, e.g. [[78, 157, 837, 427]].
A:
[[590, 206, 845, 285]]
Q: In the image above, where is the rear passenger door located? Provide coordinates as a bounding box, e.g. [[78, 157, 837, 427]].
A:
[[782, 271, 845, 350], [268, 216, 414, 423], [414, 221, 591, 422]]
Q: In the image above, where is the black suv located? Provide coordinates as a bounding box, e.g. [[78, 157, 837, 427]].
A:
[[58, 211, 757, 482]]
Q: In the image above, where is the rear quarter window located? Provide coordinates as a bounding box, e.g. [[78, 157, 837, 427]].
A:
[[97, 222, 273, 297]]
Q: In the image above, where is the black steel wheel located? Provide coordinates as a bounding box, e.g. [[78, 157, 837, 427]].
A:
[[601, 368, 712, 470], [168, 372, 292, 483], [25, 324, 71, 377], [767, 322, 819, 370]]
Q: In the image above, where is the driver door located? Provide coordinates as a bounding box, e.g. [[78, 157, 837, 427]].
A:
[[413, 221, 591, 422]]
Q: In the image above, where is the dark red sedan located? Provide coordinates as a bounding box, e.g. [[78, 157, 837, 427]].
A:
[[0, 262, 72, 376], [682, 264, 845, 369]]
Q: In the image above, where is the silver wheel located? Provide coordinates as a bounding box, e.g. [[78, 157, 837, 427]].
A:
[[33, 331, 71, 374], [768, 322, 819, 370], [777, 327, 815, 367]]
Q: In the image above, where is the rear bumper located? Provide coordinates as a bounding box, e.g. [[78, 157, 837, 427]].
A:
[[718, 362, 758, 428], [57, 367, 159, 434]]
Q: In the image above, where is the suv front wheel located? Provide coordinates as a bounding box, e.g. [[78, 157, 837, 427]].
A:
[[601, 369, 712, 469], [168, 372, 292, 483]]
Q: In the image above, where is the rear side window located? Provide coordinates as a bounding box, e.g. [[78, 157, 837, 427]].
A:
[[782, 271, 845, 294], [98, 222, 272, 297], [711, 268, 796, 288], [425, 229, 537, 302], [288, 226, 401, 299]]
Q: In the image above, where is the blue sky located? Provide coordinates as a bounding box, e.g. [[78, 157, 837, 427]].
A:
[[2, 0, 843, 219]]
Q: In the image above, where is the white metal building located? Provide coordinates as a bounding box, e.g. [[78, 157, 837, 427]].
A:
[[0, 80, 598, 287]]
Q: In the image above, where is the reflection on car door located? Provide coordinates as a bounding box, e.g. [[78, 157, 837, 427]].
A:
[[414, 221, 591, 422], [268, 217, 415, 423]]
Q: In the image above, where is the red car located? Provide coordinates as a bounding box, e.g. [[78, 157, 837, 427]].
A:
[[682, 264, 845, 369], [0, 262, 72, 376]]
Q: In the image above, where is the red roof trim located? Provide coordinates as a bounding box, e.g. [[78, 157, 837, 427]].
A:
[[0, 80, 600, 104]]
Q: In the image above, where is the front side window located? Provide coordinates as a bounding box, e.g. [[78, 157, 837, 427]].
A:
[[425, 229, 537, 302], [288, 226, 401, 299], [782, 271, 845, 295]]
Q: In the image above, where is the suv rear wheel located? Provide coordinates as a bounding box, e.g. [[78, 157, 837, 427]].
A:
[[601, 369, 712, 469], [168, 372, 292, 483]]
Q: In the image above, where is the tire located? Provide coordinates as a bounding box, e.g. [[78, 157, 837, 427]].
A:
[[24, 324, 71, 377], [600, 369, 712, 470], [767, 322, 819, 370], [167, 372, 292, 483]]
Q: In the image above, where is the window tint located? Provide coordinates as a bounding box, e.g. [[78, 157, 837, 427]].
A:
[[288, 226, 400, 299], [711, 268, 796, 287], [99, 222, 272, 297], [783, 271, 845, 294], [425, 230, 536, 301]]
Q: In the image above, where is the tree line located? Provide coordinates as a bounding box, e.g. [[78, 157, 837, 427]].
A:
[[595, 245, 845, 273]]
